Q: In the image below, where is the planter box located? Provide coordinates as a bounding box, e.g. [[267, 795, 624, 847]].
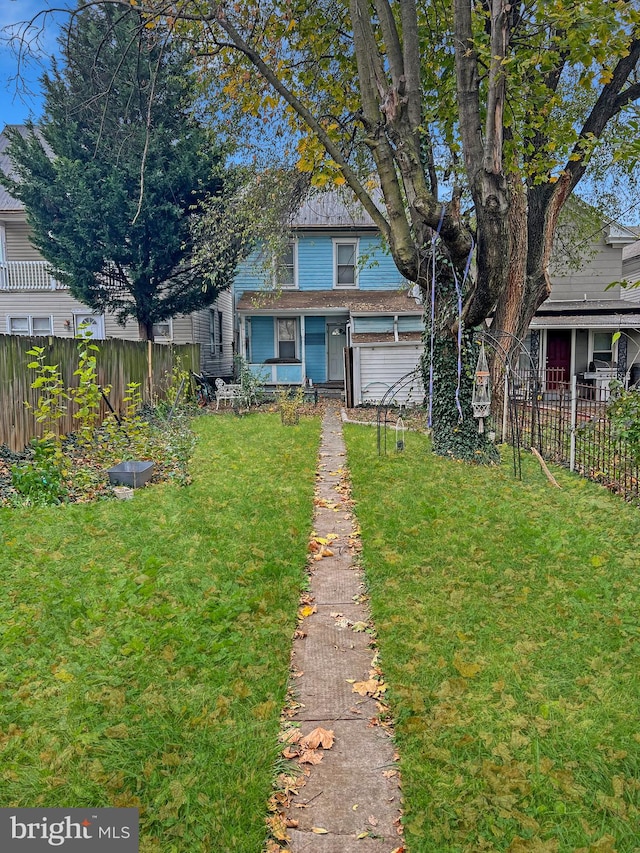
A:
[[107, 461, 154, 488]]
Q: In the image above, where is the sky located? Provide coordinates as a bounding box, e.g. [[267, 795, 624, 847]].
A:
[[0, 0, 69, 130]]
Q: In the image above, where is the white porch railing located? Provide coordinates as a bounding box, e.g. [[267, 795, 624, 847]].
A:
[[0, 261, 64, 290]]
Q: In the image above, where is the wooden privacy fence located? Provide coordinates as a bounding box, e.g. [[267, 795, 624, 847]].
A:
[[0, 334, 200, 452]]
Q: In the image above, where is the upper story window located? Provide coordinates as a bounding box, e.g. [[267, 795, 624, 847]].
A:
[[275, 240, 297, 289], [7, 315, 53, 336], [334, 239, 358, 288]]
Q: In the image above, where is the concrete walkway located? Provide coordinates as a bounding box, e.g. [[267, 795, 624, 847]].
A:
[[283, 404, 403, 852]]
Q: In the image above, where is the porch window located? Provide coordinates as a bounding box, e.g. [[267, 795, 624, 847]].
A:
[[277, 318, 298, 359], [276, 240, 297, 288], [334, 240, 358, 288], [592, 331, 614, 366]]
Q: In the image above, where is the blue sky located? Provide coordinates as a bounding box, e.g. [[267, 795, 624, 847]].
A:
[[0, 0, 69, 129]]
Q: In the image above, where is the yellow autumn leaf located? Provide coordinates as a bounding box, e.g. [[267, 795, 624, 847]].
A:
[[53, 669, 74, 682], [312, 827, 329, 834], [453, 652, 483, 678], [299, 605, 317, 618]]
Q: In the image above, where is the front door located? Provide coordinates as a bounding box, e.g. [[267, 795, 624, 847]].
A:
[[546, 330, 571, 387], [327, 324, 346, 381]]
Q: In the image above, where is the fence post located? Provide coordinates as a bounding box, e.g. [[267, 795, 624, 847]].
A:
[[502, 372, 509, 442], [147, 340, 153, 401], [569, 373, 577, 471]]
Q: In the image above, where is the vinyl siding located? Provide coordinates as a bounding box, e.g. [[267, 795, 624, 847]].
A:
[[304, 315, 326, 383], [4, 222, 42, 262], [187, 291, 234, 376], [549, 236, 623, 301], [250, 316, 275, 362], [234, 233, 406, 294], [356, 343, 424, 404]]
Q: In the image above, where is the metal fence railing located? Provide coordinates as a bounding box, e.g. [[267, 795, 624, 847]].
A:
[[500, 370, 640, 505]]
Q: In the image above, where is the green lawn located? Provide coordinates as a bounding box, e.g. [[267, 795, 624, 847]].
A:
[[345, 426, 640, 853], [0, 414, 320, 852]]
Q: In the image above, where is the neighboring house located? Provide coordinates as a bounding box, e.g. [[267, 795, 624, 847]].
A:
[[0, 125, 234, 377], [235, 192, 425, 405], [529, 223, 640, 392]]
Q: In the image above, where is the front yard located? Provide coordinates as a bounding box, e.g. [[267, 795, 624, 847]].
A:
[[345, 425, 640, 853], [0, 414, 320, 852]]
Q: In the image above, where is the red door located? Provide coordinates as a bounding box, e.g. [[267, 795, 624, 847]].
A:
[[546, 330, 571, 388]]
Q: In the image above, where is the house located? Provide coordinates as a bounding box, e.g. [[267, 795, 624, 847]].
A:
[[0, 125, 234, 377], [528, 222, 640, 392], [235, 192, 425, 405]]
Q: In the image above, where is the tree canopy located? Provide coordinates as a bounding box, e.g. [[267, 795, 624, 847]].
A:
[[2, 3, 242, 340], [13, 0, 640, 453]]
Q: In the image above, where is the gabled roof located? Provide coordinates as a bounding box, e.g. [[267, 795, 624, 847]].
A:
[[289, 188, 380, 230]]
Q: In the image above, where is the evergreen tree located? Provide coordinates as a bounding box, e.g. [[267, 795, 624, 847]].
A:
[[2, 5, 240, 340]]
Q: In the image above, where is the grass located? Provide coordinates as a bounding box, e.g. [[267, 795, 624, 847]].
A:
[[344, 426, 640, 853], [0, 413, 320, 852]]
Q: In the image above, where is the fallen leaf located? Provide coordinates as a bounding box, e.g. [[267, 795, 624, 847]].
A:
[[312, 827, 329, 834], [267, 813, 289, 842], [301, 727, 335, 749], [368, 815, 379, 826], [453, 652, 483, 678], [352, 621, 368, 632], [353, 679, 383, 696], [299, 749, 323, 764], [285, 818, 299, 828], [282, 747, 299, 760], [299, 605, 317, 618], [357, 831, 370, 839]]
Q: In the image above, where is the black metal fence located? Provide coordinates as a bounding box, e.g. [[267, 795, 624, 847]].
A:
[[499, 368, 640, 505]]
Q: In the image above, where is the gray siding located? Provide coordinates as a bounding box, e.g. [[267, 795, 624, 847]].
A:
[[4, 222, 42, 262], [549, 234, 623, 301]]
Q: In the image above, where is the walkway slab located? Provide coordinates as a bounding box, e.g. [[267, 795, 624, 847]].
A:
[[281, 405, 403, 852]]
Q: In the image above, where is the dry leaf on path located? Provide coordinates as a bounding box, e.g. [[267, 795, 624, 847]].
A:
[[301, 727, 335, 749], [312, 827, 329, 834], [353, 679, 383, 696], [299, 749, 323, 765]]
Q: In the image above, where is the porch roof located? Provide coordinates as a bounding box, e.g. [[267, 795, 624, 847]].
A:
[[531, 313, 640, 328], [236, 289, 423, 316]]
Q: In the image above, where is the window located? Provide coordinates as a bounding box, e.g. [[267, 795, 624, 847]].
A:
[[7, 316, 52, 336], [152, 320, 173, 342], [210, 308, 223, 354], [334, 240, 358, 288], [592, 331, 615, 366], [276, 240, 297, 288], [277, 318, 297, 359]]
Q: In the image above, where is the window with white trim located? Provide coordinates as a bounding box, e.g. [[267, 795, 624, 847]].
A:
[[591, 331, 616, 366], [152, 319, 173, 342], [334, 239, 358, 288], [210, 308, 223, 354], [275, 240, 297, 288], [277, 318, 298, 359], [7, 315, 52, 336]]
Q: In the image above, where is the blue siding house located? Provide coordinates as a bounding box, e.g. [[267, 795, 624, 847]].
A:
[[235, 191, 425, 403]]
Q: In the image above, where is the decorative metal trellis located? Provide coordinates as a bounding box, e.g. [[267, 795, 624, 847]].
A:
[[375, 331, 542, 481]]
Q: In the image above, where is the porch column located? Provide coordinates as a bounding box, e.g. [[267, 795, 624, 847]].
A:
[[300, 315, 306, 383]]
